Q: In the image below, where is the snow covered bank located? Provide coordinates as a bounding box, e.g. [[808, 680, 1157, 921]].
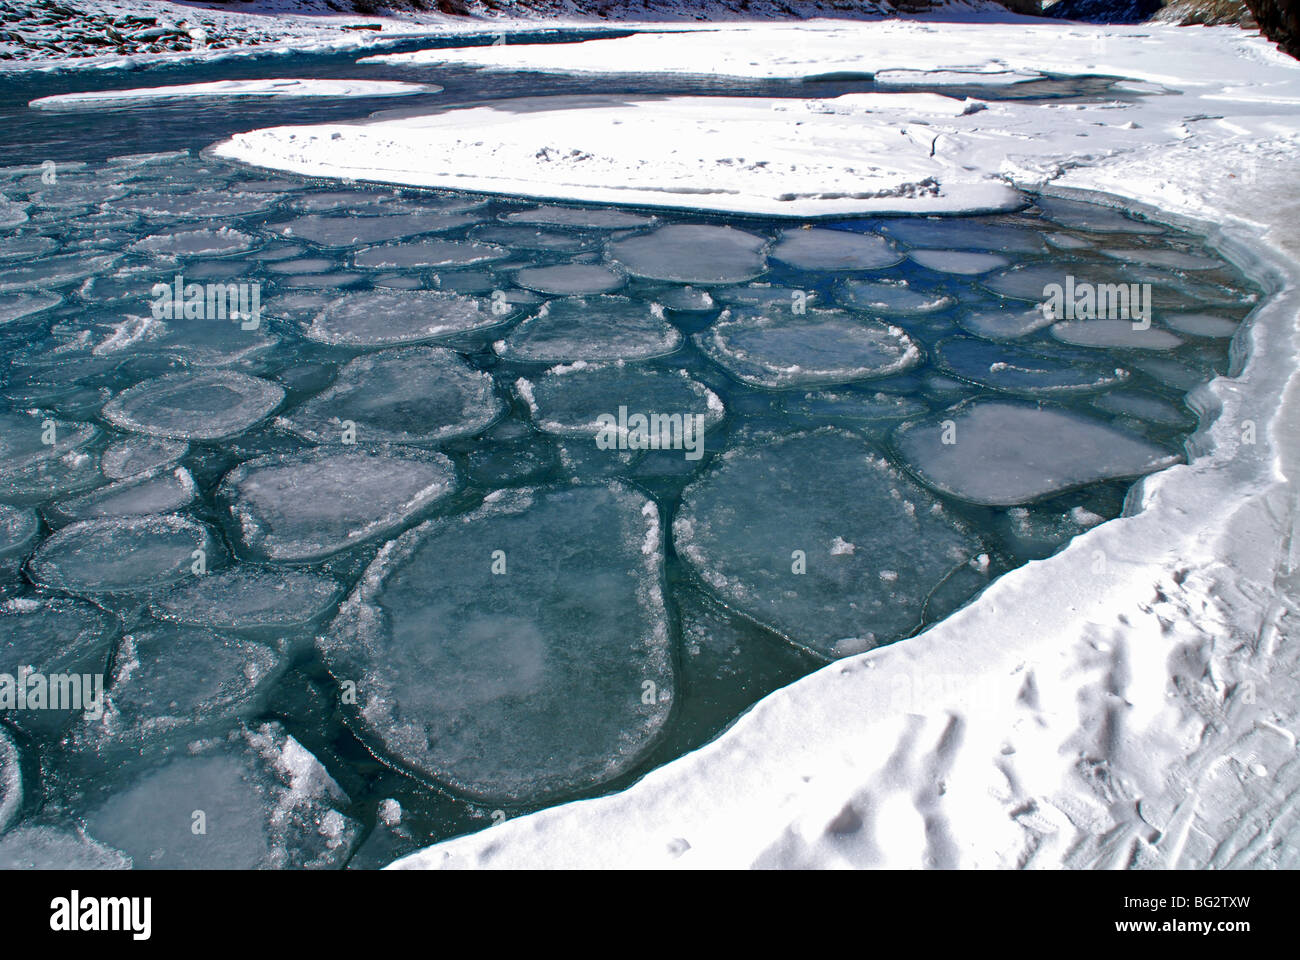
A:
[[29, 78, 440, 109]]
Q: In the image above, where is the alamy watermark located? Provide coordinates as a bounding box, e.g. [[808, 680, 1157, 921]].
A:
[[150, 273, 261, 330], [1041, 275, 1152, 329], [595, 405, 706, 460], [0, 667, 104, 719]]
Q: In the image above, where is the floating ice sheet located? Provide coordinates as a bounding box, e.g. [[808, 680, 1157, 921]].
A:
[[935, 336, 1130, 395], [320, 482, 673, 803], [493, 296, 682, 363], [0, 727, 19, 834], [281, 347, 503, 445], [1033, 196, 1165, 235], [0, 505, 39, 564], [0, 827, 130, 869], [514, 263, 625, 295], [957, 304, 1054, 340], [83, 723, 359, 869], [502, 206, 656, 229], [219, 447, 459, 561], [909, 249, 1010, 275], [607, 225, 767, 284], [150, 567, 344, 634], [304, 290, 510, 347], [129, 227, 255, 259], [77, 623, 280, 759], [1050, 319, 1185, 351], [0, 292, 62, 325], [0, 236, 58, 262], [893, 400, 1180, 506], [699, 308, 921, 389], [29, 514, 214, 594], [835, 279, 954, 315], [115, 191, 279, 220], [353, 239, 508, 270], [769, 228, 901, 271], [518, 363, 723, 440], [0, 412, 102, 504], [879, 218, 1047, 253], [674, 428, 983, 658], [276, 213, 478, 248], [1164, 312, 1241, 338], [47, 467, 197, 524], [102, 371, 284, 441], [0, 253, 118, 293]]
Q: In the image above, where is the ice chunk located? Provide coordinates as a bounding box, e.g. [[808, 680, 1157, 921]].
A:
[[713, 284, 815, 309], [0, 292, 62, 325], [835, 279, 954, 315], [784, 389, 928, 423], [493, 296, 682, 363], [1091, 390, 1192, 426], [219, 447, 459, 561], [0, 827, 130, 869], [280, 346, 503, 445], [0, 504, 39, 566], [893, 400, 1180, 506], [353, 239, 509, 270], [29, 514, 215, 594], [674, 428, 982, 658], [769, 227, 901, 271], [957, 304, 1055, 340], [1033, 196, 1165, 235], [1045, 232, 1093, 251], [1164, 312, 1241, 338], [470, 224, 598, 252], [319, 482, 673, 803], [0, 727, 18, 832], [275, 212, 477, 247], [265, 257, 335, 275], [129, 227, 255, 259], [935, 336, 1130, 395], [514, 263, 625, 295], [116, 191, 278, 220], [83, 723, 359, 869], [0, 597, 120, 734], [76, 624, 280, 759], [698, 307, 920, 388], [47, 467, 197, 524], [648, 285, 715, 312], [102, 371, 284, 440], [983, 262, 1136, 303], [502, 205, 655, 229], [1050, 320, 1185, 351], [101, 436, 188, 480], [607, 225, 767, 284], [0, 235, 58, 262], [29, 181, 126, 206], [519, 364, 723, 442], [0, 412, 102, 503], [262, 290, 332, 322], [0, 253, 118, 293], [908, 249, 1009, 275], [150, 567, 343, 635], [1100, 247, 1223, 271], [304, 290, 511, 347], [878, 217, 1047, 252]]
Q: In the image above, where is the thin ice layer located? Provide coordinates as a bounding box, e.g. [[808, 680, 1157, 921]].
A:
[[28, 514, 214, 594], [320, 483, 673, 803], [607, 225, 767, 284], [697, 307, 920, 389], [769, 228, 901, 271], [150, 567, 344, 633], [304, 290, 510, 347], [493, 296, 682, 363], [102, 371, 284, 441], [219, 447, 459, 561], [892, 400, 1180, 506], [518, 363, 724, 439], [83, 723, 359, 869], [280, 346, 503, 445], [673, 428, 983, 659]]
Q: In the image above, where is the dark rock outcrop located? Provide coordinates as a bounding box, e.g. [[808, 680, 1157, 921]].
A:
[[1244, 0, 1300, 57]]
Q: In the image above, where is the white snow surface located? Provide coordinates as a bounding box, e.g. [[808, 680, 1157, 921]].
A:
[[365, 19, 1300, 869], [29, 78, 440, 108]]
